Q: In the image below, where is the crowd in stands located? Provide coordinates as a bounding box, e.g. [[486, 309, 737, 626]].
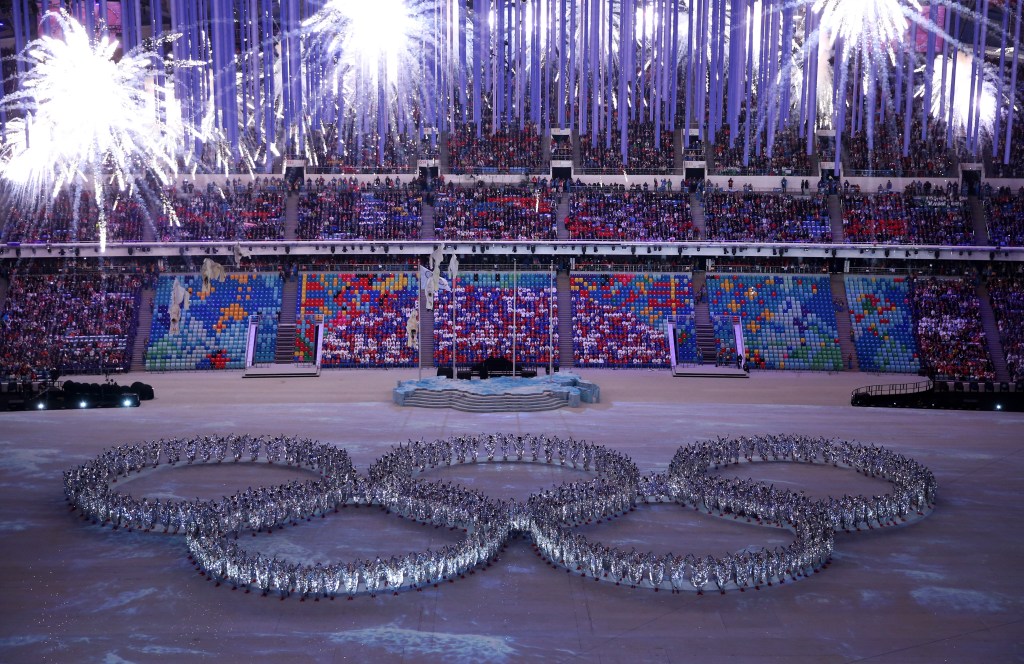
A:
[[991, 121, 1024, 177], [703, 190, 832, 242], [841, 193, 911, 243], [579, 121, 675, 172], [160, 180, 285, 241], [296, 272, 418, 367], [984, 186, 1024, 248], [985, 275, 1024, 382], [571, 273, 692, 367], [681, 136, 705, 161], [551, 135, 573, 160], [296, 178, 422, 240], [433, 184, 556, 240], [306, 123, 420, 173], [448, 120, 542, 173], [911, 276, 994, 381], [566, 187, 698, 241], [844, 118, 954, 177], [1, 270, 140, 378], [1, 191, 147, 244], [902, 182, 974, 245], [712, 124, 813, 175], [433, 272, 557, 366]]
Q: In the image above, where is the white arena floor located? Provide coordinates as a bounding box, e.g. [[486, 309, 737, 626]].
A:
[[1, 368, 1022, 663]]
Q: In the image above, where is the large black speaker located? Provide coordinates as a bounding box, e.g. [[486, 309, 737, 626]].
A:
[[436, 367, 453, 379]]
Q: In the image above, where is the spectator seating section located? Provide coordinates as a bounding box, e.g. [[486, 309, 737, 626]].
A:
[[904, 194, 973, 245], [704, 191, 832, 242], [0, 272, 141, 377], [145, 273, 282, 371], [571, 273, 693, 367], [707, 273, 842, 371], [841, 193, 911, 243], [984, 188, 1024, 248], [433, 272, 557, 366], [448, 121, 542, 173], [297, 185, 421, 240], [712, 123, 813, 175], [911, 276, 994, 381], [434, 186, 556, 240], [673, 316, 700, 364], [295, 272, 419, 367], [579, 122, 675, 172], [567, 189, 698, 240], [987, 275, 1024, 382], [160, 187, 284, 241], [844, 275, 920, 373]]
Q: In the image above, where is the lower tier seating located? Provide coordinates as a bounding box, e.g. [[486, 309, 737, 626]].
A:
[[844, 275, 920, 373], [707, 273, 842, 370], [572, 273, 693, 367], [145, 273, 282, 371], [295, 272, 419, 367]]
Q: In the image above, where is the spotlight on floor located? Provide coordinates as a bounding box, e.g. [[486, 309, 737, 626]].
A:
[[79, 401, 88, 409]]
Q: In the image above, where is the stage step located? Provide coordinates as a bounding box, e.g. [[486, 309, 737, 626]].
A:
[[130, 287, 156, 371], [275, 324, 297, 364], [401, 389, 568, 412]]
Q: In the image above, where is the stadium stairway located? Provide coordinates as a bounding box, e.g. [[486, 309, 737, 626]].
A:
[[976, 282, 1011, 382], [830, 273, 859, 371], [283, 192, 299, 241], [572, 130, 581, 165], [421, 202, 436, 241], [274, 279, 299, 363], [690, 193, 707, 238], [556, 196, 570, 240], [673, 128, 684, 170], [557, 271, 574, 368], [541, 133, 551, 163], [691, 271, 717, 363], [142, 216, 156, 242], [439, 132, 450, 173], [969, 196, 989, 246], [130, 286, 155, 371], [828, 194, 845, 243], [419, 290, 435, 368], [0, 275, 8, 315]]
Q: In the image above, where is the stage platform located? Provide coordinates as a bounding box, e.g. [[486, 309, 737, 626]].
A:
[[393, 373, 600, 412], [672, 364, 749, 378], [243, 364, 321, 378]]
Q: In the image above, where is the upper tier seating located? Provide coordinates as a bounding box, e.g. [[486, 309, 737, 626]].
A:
[[145, 273, 282, 371], [579, 122, 675, 173], [984, 187, 1024, 248], [448, 121, 542, 173], [433, 272, 557, 366], [160, 187, 285, 241], [844, 275, 920, 373], [567, 189, 698, 241], [0, 271, 141, 377], [433, 185, 556, 240], [571, 273, 693, 367], [295, 272, 419, 367], [910, 276, 994, 381], [297, 184, 422, 240], [703, 191, 832, 242], [707, 273, 842, 371]]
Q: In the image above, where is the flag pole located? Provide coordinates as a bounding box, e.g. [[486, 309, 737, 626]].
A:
[[513, 258, 518, 377], [417, 265, 423, 381]]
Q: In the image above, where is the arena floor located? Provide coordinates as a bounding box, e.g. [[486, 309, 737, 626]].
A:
[[2, 368, 1022, 663]]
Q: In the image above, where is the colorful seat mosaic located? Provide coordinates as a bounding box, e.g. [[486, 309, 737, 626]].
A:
[[844, 276, 920, 374], [707, 273, 842, 371], [571, 273, 693, 367], [295, 273, 419, 367], [145, 274, 282, 371]]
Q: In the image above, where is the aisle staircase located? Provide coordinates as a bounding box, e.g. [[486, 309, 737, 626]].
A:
[[690, 194, 707, 239], [556, 197, 570, 239], [969, 196, 989, 246], [0, 276, 8, 315], [439, 132, 450, 173], [976, 282, 1011, 382], [557, 272, 574, 368], [130, 287, 155, 371], [691, 272, 717, 363], [421, 202, 436, 241], [273, 279, 299, 363], [283, 192, 299, 240], [828, 194, 845, 243], [830, 273, 858, 371]]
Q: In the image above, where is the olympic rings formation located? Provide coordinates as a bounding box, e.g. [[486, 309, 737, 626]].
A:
[[63, 433, 937, 598]]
